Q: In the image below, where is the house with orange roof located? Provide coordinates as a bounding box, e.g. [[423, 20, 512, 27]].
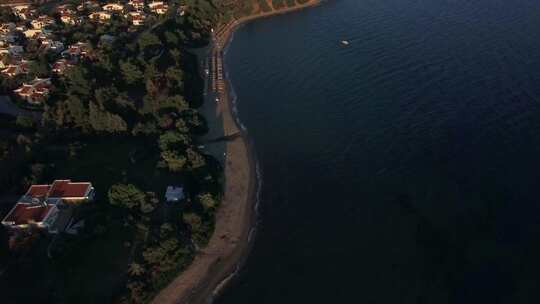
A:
[[40, 39, 64, 53], [60, 13, 79, 25], [51, 58, 74, 74], [0, 23, 16, 34], [1, 60, 29, 77], [0, 45, 24, 57], [89, 11, 112, 22], [127, 11, 146, 26], [148, 1, 168, 14], [1, 180, 95, 233], [0, 53, 11, 69], [31, 15, 55, 29], [102, 3, 124, 12], [14, 78, 52, 104], [61, 42, 89, 58], [12, 5, 33, 20], [128, 0, 145, 10]]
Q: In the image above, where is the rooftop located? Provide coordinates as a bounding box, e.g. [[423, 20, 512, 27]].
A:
[[2, 203, 54, 225]]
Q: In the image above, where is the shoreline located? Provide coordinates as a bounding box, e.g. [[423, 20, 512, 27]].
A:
[[151, 1, 321, 303]]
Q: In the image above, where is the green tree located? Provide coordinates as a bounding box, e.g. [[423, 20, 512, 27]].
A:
[[138, 32, 161, 51], [159, 130, 189, 151], [108, 184, 146, 209], [28, 59, 49, 78], [89, 101, 127, 133], [15, 116, 34, 129], [65, 66, 92, 97], [164, 31, 179, 46], [127, 262, 145, 277], [187, 148, 205, 169], [198, 193, 217, 211], [120, 60, 144, 85], [165, 66, 183, 88], [65, 94, 89, 129], [160, 150, 186, 172]]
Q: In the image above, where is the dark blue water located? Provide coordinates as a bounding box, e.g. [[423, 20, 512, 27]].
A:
[[218, 0, 540, 302]]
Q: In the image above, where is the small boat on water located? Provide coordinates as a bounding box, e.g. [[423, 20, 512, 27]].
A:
[[341, 40, 350, 46]]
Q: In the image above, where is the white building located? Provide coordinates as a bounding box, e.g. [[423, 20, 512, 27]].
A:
[[165, 186, 185, 202]]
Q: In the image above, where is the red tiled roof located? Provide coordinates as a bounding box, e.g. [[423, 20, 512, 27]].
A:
[[31, 92, 43, 100], [17, 85, 33, 95], [26, 185, 50, 197], [3, 203, 53, 225], [34, 82, 49, 92], [3, 66, 17, 74], [48, 180, 91, 198]]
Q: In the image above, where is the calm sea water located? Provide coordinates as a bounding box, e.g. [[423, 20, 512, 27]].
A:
[[218, 0, 540, 303]]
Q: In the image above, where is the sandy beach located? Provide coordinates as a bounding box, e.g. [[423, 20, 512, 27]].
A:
[[151, 1, 320, 303]]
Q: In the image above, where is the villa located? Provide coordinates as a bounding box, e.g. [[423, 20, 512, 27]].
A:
[[102, 3, 124, 12], [60, 13, 78, 25], [14, 78, 52, 104], [128, 0, 145, 10], [62, 42, 89, 58], [1, 180, 95, 234], [56, 4, 75, 14], [149, 1, 168, 14], [89, 11, 112, 22], [1, 60, 29, 77], [178, 5, 188, 16], [0, 53, 10, 69], [52, 58, 74, 74], [128, 11, 146, 26], [23, 28, 42, 39], [0, 45, 24, 57], [0, 23, 16, 34], [12, 5, 33, 20], [31, 15, 55, 29], [165, 186, 185, 203], [77, 1, 100, 11], [41, 39, 65, 53]]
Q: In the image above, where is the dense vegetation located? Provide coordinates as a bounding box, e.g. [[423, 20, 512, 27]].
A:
[[0, 0, 225, 303]]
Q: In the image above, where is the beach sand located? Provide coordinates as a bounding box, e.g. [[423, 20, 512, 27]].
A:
[[151, 1, 321, 303]]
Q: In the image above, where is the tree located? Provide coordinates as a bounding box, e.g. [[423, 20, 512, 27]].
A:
[[65, 66, 91, 97], [198, 193, 217, 211], [138, 32, 161, 51], [183, 212, 201, 231], [126, 281, 147, 304], [128, 262, 145, 277], [15, 116, 34, 129], [160, 150, 186, 172], [165, 67, 183, 88], [187, 148, 205, 169], [175, 119, 188, 133], [28, 58, 50, 78], [164, 31, 179, 46], [0, 7, 17, 23], [159, 130, 189, 151], [108, 184, 146, 209], [159, 95, 188, 112], [89, 101, 128, 133], [120, 60, 144, 85], [64, 94, 89, 129]]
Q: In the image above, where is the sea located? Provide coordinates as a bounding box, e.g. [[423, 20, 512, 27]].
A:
[[217, 0, 540, 303]]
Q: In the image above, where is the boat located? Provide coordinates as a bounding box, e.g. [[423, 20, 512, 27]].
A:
[[341, 40, 350, 46]]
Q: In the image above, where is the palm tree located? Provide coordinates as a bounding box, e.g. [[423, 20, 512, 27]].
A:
[[128, 262, 145, 276]]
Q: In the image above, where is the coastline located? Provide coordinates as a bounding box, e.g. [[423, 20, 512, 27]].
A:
[[151, 2, 321, 303]]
